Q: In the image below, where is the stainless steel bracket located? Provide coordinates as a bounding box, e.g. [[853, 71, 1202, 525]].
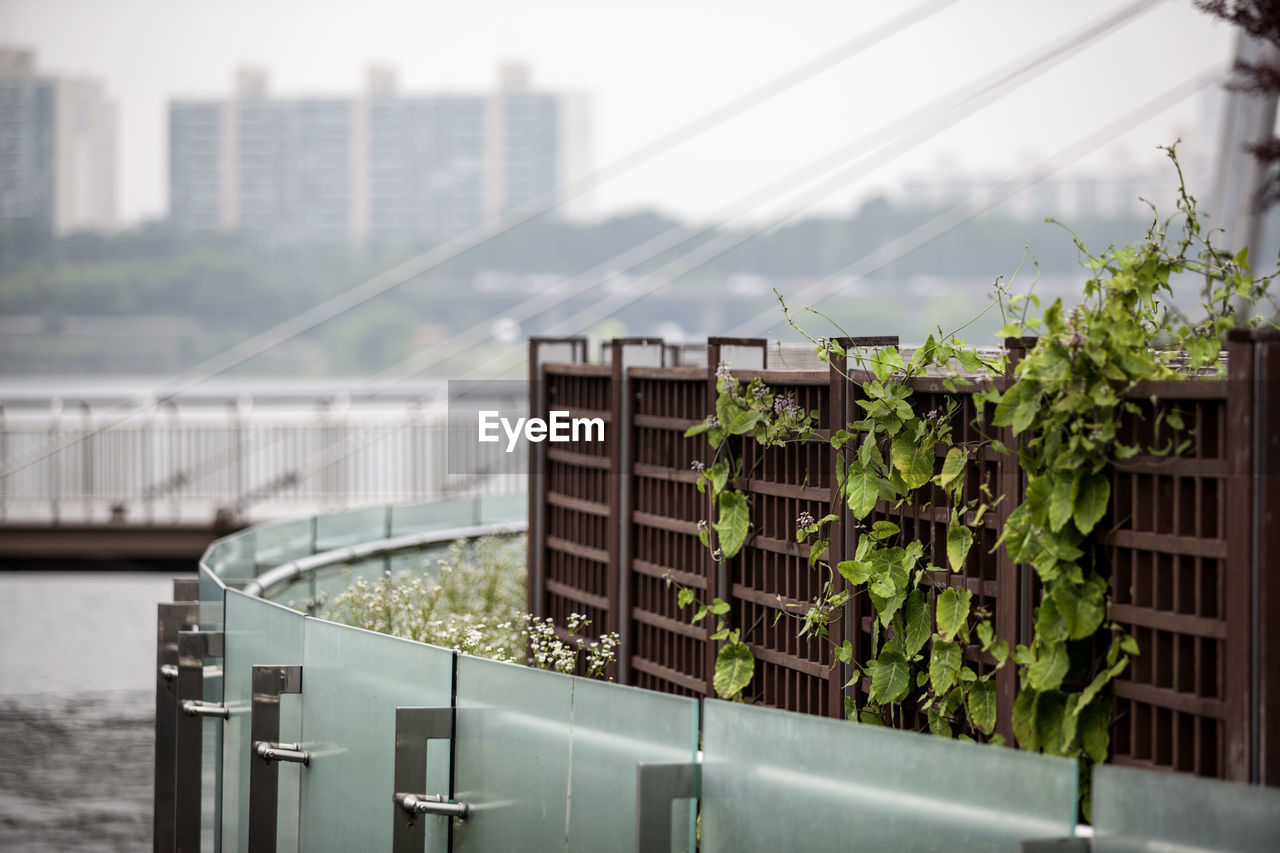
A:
[[248, 665, 304, 853], [174, 629, 225, 852], [182, 700, 230, 718], [393, 791, 468, 819], [392, 706, 465, 853], [255, 741, 310, 764], [636, 761, 701, 853], [154, 600, 198, 853]]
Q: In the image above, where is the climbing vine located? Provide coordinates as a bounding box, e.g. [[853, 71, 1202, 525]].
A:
[[679, 146, 1277, 778]]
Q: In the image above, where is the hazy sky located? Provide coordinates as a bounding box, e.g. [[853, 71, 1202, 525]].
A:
[[0, 0, 1239, 226]]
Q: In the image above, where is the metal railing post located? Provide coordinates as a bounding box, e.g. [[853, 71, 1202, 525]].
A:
[[154, 595, 199, 853], [391, 705, 466, 853], [248, 664, 306, 853], [635, 761, 700, 853], [175, 629, 227, 852]]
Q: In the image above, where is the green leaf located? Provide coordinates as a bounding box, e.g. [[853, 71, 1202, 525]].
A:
[[709, 460, 729, 495], [1051, 574, 1107, 640], [858, 709, 886, 726], [993, 380, 1033, 432], [1034, 597, 1069, 644], [1013, 688, 1039, 751], [868, 584, 907, 628], [676, 587, 694, 609], [891, 432, 934, 490], [837, 559, 872, 585], [808, 538, 829, 569], [708, 597, 731, 615], [713, 490, 750, 559], [715, 398, 743, 431], [946, 524, 973, 573], [927, 705, 953, 738], [935, 587, 972, 642], [683, 421, 708, 438], [858, 431, 877, 466], [938, 447, 967, 489], [713, 639, 755, 698], [835, 640, 853, 664], [725, 408, 762, 436], [1013, 388, 1039, 435], [870, 644, 911, 704], [1027, 641, 1070, 691], [882, 346, 907, 376], [929, 638, 962, 694], [1076, 657, 1126, 714], [1079, 697, 1112, 764], [691, 605, 708, 623], [1073, 472, 1111, 534], [904, 589, 931, 657], [846, 463, 879, 519], [870, 520, 900, 540], [1048, 472, 1079, 533], [1035, 690, 1069, 756], [967, 679, 997, 734]]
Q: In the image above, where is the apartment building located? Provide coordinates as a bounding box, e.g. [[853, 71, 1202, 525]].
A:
[[169, 64, 589, 245]]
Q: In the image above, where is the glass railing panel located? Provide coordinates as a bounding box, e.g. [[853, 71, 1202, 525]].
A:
[[477, 493, 526, 525], [700, 701, 1077, 852], [1092, 764, 1280, 851], [200, 539, 234, 573], [563, 677, 698, 852], [389, 497, 486, 535], [314, 506, 388, 551], [251, 517, 317, 570], [264, 546, 451, 614], [452, 656, 572, 852], [452, 655, 698, 853], [222, 590, 305, 852], [296, 619, 455, 851], [203, 529, 260, 581]]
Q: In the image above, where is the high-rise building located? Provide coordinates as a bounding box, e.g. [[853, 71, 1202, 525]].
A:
[[0, 47, 118, 234], [168, 63, 590, 245]]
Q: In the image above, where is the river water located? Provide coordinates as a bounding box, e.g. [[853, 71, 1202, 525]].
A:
[[0, 572, 177, 851]]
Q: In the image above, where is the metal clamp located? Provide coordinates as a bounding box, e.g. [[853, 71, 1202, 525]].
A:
[[182, 699, 230, 719], [393, 792, 468, 819], [175, 629, 225, 852], [393, 706, 460, 853], [636, 761, 701, 853], [255, 741, 310, 765], [248, 665, 304, 853]]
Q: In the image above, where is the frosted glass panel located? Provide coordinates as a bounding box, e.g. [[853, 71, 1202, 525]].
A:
[[297, 619, 455, 852], [452, 656, 698, 853], [478, 493, 525, 525], [222, 590, 305, 852], [251, 517, 317, 569], [701, 701, 1077, 852], [1093, 764, 1280, 851], [390, 497, 484, 535], [204, 529, 259, 581], [315, 506, 388, 551], [564, 677, 697, 852]]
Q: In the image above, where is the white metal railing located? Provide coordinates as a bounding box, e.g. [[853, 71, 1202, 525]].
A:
[[0, 399, 527, 525]]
